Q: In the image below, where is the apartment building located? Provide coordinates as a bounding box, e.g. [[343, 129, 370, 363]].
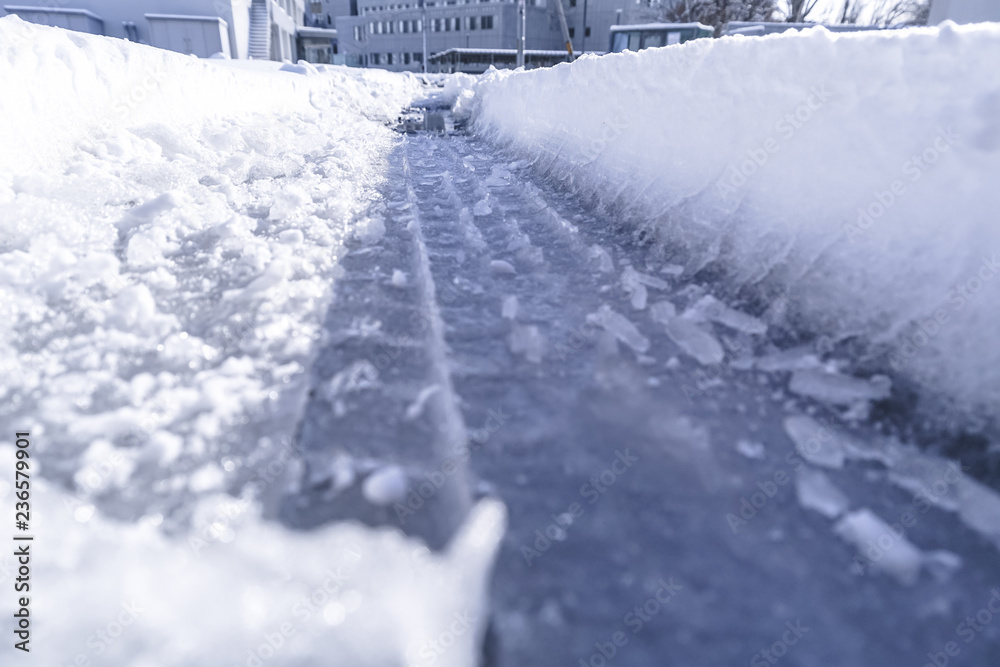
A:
[[4, 0, 306, 60], [336, 0, 633, 71]]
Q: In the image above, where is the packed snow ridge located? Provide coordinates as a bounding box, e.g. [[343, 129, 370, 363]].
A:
[[0, 16, 500, 666], [463, 21, 1000, 434]]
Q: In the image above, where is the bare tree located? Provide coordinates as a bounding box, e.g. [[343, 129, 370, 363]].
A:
[[837, 0, 862, 24], [839, 0, 930, 25], [786, 0, 820, 22], [657, 0, 780, 35]]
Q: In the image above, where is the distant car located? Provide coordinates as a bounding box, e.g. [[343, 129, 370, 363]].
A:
[[609, 22, 714, 53]]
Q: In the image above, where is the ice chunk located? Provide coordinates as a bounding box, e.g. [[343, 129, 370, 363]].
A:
[[588, 244, 615, 273], [621, 266, 669, 310], [660, 317, 724, 366], [789, 370, 891, 406], [501, 295, 519, 320], [735, 439, 765, 460], [923, 550, 963, 582], [405, 384, 441, 421], [755, 347, 823, 372], [323, 360, 380, 401], [490, 259, 516, 275], [795, 468, 849, 519], [508, 325, 546, 363], [623, 265, 670, 290], [473, 196, 492, 216], [587, 305, 650, 354], [649, 300, 677, 324], [362, 465, 408, 506], [834, 509, 924, 585], [783, 415, 846, 469], [957, 477, 1000, 549], [660, 263, 684, 276], [391, 269, 408, 287], [886, 456, 963, 512], [684, 295, 767, 335]]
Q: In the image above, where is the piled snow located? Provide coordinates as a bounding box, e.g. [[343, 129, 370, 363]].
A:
[[468, 22, 1000, 431], [0, 17, 504, 664], [0, 471, 505, 667]]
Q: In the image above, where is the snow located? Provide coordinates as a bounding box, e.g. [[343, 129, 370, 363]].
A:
[[0, 16, 504, 665], [0, 472, 506, 667], [468, 22, 1000, 432]]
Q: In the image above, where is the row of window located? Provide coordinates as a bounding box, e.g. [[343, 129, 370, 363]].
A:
[[361, 0, 500, 12], [369, 52, 425, 65], [360, 14, 493, 37]]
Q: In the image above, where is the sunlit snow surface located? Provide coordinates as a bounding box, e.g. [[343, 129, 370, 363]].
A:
[[464, 22, 1000, 433], [0, 16, 502, 666]]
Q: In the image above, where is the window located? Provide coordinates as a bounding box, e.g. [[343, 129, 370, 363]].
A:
[[404, 52, 411, 64], [481, 14, 493, 29], [469, 15, 477, 29], [569, 0, 575, 5], [585, 26, 590, 37], [413, 52, 423, 62], [666, 31, 681, 45], [568, 27, 574, 38]]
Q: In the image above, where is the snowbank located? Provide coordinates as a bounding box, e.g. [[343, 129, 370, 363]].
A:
[[0, 17, 501, 665], [467, 23, 1000, 432]]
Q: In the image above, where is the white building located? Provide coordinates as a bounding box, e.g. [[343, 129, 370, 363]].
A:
[[4, 0, 307, 60], [336, 0, 633, 72], [928, 0, 1000, 24]]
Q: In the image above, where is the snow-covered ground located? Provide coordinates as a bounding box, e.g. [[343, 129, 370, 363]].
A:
[[3, 11, 1000, 667], [464, 22, 1000, 435], [0, 16, 500, 666]]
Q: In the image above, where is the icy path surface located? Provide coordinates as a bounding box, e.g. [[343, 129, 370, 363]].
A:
[[284, 128, 1000, 666]]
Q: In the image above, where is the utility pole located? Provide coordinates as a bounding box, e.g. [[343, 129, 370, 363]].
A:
[[516, 0, 525, 67], [554, 0, 574, 61], [420, 0, 429, 73], [581, 0, 588, 52]]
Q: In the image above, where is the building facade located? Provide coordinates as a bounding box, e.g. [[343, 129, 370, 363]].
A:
[[4, 0, 307, 60], [335, 0, 633, 71]]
